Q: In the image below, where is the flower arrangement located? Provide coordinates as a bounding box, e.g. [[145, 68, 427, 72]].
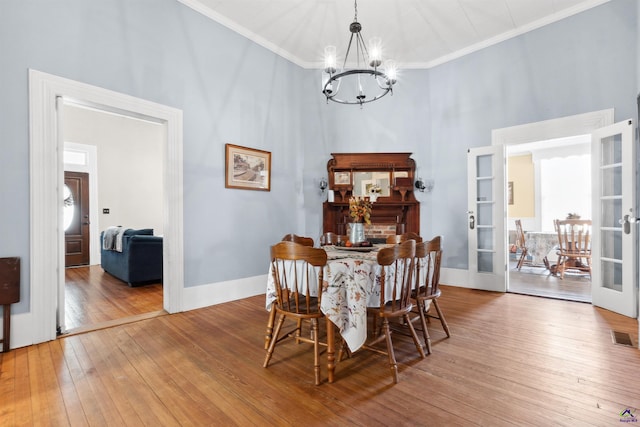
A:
[[349, 196, 372, 224]]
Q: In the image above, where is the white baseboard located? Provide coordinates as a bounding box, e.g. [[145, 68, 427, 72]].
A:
[[0, 311, 35, 351], [182, 274, 267, 311], [440, 267, 470, 288]]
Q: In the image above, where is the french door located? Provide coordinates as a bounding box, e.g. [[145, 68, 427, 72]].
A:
[[467, 145, 506, 291], [590, 119, 637, 318], [466, 120, 637, 319]]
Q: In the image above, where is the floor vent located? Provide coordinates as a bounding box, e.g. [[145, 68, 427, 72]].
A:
[[611, 331, 634, 347]]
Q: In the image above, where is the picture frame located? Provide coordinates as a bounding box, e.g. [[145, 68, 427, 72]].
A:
[[333, 171, 351, 186], [225, 144, 271, 191], [508, 181, 514, 205]]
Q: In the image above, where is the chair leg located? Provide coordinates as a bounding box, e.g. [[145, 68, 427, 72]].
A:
[[265, 304, 276, 350], [382, 319, 399, 384], [432, 299, 451, 338], [404, 313, 425, 359], [311, 318, 321, 385], [516, 248, 527, 270], [417, 299, 432, 355], [263, 313, 286, 368], [295, 319, 303, 344]]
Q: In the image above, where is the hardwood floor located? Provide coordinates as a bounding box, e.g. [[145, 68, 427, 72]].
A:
[[1, 286, 638, 425], [509, 261, 591, 302], [65, 265, 164, 332]]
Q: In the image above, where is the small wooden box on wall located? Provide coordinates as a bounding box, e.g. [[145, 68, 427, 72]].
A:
[[323, 152, 420, 236], [0, 257, 21, 352]]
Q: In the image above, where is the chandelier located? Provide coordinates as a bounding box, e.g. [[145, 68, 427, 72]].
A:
[[322, 0, 397, 106]]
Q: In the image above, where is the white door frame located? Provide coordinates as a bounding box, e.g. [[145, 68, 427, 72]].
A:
[[29, 69, 184, 343], [491, 109, 615, 292]]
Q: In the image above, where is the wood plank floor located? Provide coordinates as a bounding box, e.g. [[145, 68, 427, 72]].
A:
[[508, 261, 591, 302], [65, 265, 164, 332], [1, 286, 638, 426]]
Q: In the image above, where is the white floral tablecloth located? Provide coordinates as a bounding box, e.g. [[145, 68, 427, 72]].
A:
[[524, 231, 559, 266]]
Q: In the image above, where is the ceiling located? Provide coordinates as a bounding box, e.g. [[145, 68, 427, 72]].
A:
[[179, 0, 609, 69]]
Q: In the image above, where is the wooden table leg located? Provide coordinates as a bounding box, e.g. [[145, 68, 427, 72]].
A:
[[2, 304, 10, 353], [326, 317, 335, 383]]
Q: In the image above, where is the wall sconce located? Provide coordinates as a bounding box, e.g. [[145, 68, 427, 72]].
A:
[[319, 177, 328, 193], [415, 177, 434, 193]]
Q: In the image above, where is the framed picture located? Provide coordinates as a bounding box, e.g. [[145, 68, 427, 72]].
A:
[[333, 171, 351, 186], [225, 144, 271, 191], [508, 181, 514, 205]]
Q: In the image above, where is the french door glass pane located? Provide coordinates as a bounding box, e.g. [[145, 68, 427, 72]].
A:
[[601, 259, 623, 292], [601, 133, 622, 165], [478, 252, 493, 272]]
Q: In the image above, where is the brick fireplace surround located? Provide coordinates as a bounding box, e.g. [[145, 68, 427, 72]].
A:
[[358, 224, 398, 241]]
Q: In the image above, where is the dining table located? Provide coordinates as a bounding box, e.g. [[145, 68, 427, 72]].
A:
[[265, 243, 400, 383], [523, 231, 559, 269]]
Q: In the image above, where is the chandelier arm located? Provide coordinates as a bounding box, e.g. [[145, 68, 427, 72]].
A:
[[355, 32, 370, 68], [342, 33, 356, 70], [374, 74, 392, 89]]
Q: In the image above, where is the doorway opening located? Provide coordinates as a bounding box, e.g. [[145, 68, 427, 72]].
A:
[[506, 135, 592, 302], [487, 108, 614, 303], [62, 105, 165, 333], [29, 69, 184, 346]]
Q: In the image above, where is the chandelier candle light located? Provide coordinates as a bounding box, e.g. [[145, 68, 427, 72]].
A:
[[322, 0, 397, 106]]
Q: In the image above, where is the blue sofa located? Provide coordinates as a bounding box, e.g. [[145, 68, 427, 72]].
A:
[[100, 228, 163, 286]]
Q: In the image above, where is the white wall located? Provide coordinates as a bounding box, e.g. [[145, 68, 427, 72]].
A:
[[63, 105, 164, 236]]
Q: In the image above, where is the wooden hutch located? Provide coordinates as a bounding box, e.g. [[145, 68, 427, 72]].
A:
[[323, 152, 420, 238]]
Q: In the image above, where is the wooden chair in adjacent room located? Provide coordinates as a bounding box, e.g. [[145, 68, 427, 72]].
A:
[[514, 219, 529, 270], [386, 231, 423, 244], [263, 241, 328, 385], [553, 219, 592, 279], [281, 233, 314, 247], [351, 240, 425, 384], [411, 236, 450, 355]]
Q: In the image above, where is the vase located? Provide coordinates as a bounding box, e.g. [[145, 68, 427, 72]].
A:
[[349, 222, 366, 244]]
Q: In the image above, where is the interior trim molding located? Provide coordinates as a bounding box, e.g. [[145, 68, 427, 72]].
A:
[[491, 109, 615, 146], [28, 69, 184, 344]]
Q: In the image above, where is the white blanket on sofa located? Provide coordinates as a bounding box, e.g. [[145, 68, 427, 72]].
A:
[[103, 226, 126, 252]]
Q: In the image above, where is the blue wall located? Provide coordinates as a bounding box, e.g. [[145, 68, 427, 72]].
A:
[[0, 0, 638, 315], [0, 0, 304, 313]]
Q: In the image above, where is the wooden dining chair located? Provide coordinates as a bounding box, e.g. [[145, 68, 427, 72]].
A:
[[514, 219, 529, 270], [553, 219, 592, 279], [281, 234, 314, 247], [319, 232, 348, 246], [359, 240, 425, 383], [263, 241, 328, 385], [411, 236, 450, 355], [386, 232, 423, 244], [265, 235, 315, 349]]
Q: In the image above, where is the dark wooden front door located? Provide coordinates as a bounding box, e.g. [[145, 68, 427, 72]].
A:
[[64, 171, 90, 267]]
